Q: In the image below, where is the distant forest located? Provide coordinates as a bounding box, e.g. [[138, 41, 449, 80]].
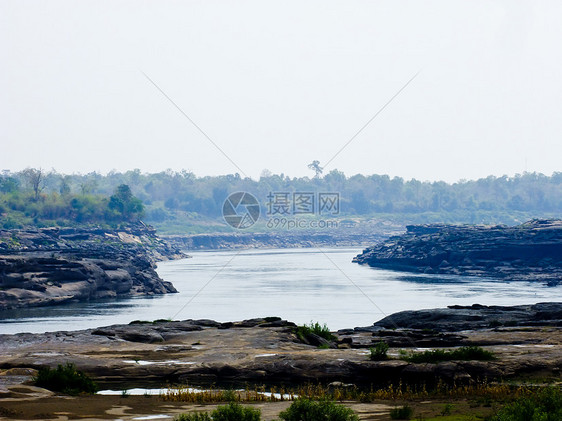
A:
[[1, 169, 561, 233]]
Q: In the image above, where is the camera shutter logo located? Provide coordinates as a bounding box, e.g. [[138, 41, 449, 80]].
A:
[[223, 192, 260, 229]]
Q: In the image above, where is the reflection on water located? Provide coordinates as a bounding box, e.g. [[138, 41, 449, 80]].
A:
[[395, 274, 494, 284], [0, 248, 560, 334]]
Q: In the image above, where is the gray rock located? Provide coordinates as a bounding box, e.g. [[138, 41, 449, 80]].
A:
[[0, 223, 184, 310], [370, 302, 562, 332], [354, 219, 562, 285], [118, 330, 165, 343]]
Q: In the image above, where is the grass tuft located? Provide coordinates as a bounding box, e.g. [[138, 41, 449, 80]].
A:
[[401, 346, 495, 364], [389, 405, 414, 420], [34, 363, 98, 395], [369, 341, 389, 361], [294, 321, 336, 342]]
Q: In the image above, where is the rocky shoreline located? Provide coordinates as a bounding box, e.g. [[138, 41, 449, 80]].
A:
[[353, 219, 562, 285], [1, 303, 560, 420], [163, 230, 398, 251], [367, 302, 562, 332], [0, 303, 560, 390], [0, 223, 186, 310]]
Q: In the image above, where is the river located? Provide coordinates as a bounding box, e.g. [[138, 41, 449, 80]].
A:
[[0, 248, 560, 334]]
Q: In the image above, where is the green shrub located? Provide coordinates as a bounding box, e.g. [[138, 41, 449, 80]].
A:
[[295, 322, 336, 342], [279, 398, 359, 421], [491, 387, 562, 421], [369, 341, 389, 361], [34, 363, 98, 395], [441, 403, 454, 416], [389, 405, 413, 420], [212, 402, 261, 421], [2, 216, 23, 229], [175, 402, 259, 421], [175, 413, 212, 421], [402, 346, 495, 364]]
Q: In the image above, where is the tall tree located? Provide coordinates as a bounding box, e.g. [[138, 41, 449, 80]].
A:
[[108, 184, 144, 221], [60, 176, 71, 196], [307, 160, 323, 178], [22, 168, 44, 200]]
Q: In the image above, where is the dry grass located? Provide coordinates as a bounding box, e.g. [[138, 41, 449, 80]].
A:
[[161, 380, 540, 404]]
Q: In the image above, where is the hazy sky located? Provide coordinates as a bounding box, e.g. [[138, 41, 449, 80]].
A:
[[1, 1, 561, 182]]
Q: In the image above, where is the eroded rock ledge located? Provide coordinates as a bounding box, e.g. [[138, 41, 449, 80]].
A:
[[0, 223, 186, 310], [358, 302, 562, 333], [162, 224, 404, 250], [0, 307, 560, 389], [353, 219, 562, 285]]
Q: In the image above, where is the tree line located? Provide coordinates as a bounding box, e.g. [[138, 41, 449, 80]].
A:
[[0, 169, 143, 229], [1, 168, 561, 231]]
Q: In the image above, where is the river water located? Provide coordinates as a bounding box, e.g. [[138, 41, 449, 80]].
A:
[[0, 248, 560, 334]]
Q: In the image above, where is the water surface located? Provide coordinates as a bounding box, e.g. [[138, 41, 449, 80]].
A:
[[0, 248, 560, 334]]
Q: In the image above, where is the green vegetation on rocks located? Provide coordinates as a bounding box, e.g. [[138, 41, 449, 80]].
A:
[[34, 363, 98, 395], [401, 346, 495, 364], [369, 341, 389, 361], [295, 322, 336, 342]]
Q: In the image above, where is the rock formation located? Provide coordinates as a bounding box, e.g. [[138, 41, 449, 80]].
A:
[[0, 223, 185, 310], [163, 229, 400, 250], [353, 219, 562, 285], [1, 307, 561, 389], [362, 302, 562, 332]]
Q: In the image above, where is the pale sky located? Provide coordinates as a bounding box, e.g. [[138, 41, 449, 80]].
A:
[[1, 1, 561, 182]]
